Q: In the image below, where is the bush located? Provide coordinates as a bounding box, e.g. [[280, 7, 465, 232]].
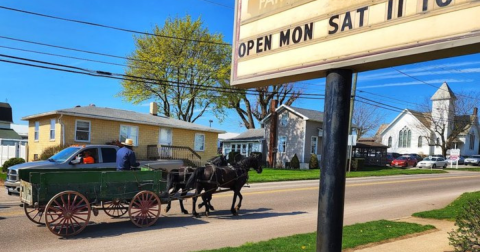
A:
[[290, 154, 300, 169], [309, 154, 319, 169], [352, 158, 365, 171], [448, 199, 480, 251], [40, 144, 68, 160], [2, 157, 25, 172]]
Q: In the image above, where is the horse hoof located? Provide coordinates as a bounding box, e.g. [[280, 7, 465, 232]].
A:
[[193, 213, 201, 218], [183, 210, 189, 214], [209, 206, 215, 211], [233, 212, 238, 216], [205, 212, 209, 217]]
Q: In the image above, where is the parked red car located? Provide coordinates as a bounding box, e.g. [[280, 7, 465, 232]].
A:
[[391, 156, 417, 168]]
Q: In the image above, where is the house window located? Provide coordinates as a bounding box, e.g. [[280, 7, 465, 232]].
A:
[[278, 136, 287, 153], [398, 126, 411, 148], [75, 120, 91, 142], [119, 125, 139, 146], [418, 136, 422, 147], [231, 144, 236, 152], [311, 136, 318, 154], [248, 143, 253, 155], [241, 144, 247, 155], [50, 119, 55, 140], [388, 136, 392, 148], [34, 121, 39, 141], [194, 133, 205, 151], [280, 113, 288, 127], [470, 134, 475, 150]]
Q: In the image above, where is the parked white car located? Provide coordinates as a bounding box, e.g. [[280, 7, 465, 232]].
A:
[[465, 155, 480, 166], [417, 157, 448, 169]]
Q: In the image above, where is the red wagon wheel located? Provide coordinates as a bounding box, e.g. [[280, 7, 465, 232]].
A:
[[44, 191, 91, 237], [128, 191, 161, 228], [102, 199, 128, 218], [24, 204, 45, 225]]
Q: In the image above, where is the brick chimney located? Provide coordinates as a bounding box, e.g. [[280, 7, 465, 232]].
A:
[[150, 102, 158, 116]]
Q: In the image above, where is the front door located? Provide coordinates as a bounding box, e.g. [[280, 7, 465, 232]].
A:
[[159, 128, 173, 158]]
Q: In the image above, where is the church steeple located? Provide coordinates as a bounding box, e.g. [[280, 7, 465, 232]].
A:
[[430, 82, 456, 138]]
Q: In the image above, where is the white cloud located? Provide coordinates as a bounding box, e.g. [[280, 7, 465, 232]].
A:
[[358, 79, 473, 89]]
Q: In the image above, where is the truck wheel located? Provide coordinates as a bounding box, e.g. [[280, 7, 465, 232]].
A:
[[45, 191, 91, 237], [432, 164, 436, 169]]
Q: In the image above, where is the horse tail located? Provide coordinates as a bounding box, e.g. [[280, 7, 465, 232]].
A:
[[185, 166, 203, 191]]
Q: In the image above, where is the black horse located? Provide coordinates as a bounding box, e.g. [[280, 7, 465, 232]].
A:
[[165, 166, 195, 214], [165, 156, 228, 214], [185, 155, 262, 217]]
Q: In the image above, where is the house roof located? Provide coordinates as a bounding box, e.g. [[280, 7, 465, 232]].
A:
[[431, 82, 456, 101], [0, 102, 13, 123], [22, 105, 225, 133], [354, 141, 388, 148], [261, 104, 324, 123], [0, 128, 22, 139], [230, 129, 264, 141], [410, 110, 431, 129]]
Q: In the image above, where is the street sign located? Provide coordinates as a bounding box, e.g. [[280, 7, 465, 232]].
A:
[[450, 149, 460, 160], [231, 0, 480, 88]]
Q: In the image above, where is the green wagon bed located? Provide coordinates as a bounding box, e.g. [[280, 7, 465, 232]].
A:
[[19, 168, 167, 237]]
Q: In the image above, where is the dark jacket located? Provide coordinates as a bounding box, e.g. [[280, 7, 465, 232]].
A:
[[116, 147, 139, 170]]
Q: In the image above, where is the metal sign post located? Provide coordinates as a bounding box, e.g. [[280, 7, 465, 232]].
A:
[[317, 69, 352, 252]]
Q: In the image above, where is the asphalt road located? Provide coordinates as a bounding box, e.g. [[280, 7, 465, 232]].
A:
[[1, 170, 480, 252]]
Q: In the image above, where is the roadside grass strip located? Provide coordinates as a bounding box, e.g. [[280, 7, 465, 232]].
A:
[[248, 167, 446, 183], [413, 191, 480, 221], [0, 172, 5, 182], [198, 220, 434, 252], [446, 168, 480, 172]]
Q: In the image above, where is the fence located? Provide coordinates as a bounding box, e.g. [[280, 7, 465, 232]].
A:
[[146, 145, 202, 167], [0, 142, 27, 166]]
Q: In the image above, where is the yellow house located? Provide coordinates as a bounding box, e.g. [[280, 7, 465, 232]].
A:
[[22, 103, 224, 162]]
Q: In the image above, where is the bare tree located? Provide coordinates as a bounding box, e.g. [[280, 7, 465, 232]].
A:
[[219, 82, 303, 129], [353, 101, 386, 139]]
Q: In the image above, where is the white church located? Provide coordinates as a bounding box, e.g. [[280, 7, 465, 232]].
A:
[[378, 82, 479, 156]]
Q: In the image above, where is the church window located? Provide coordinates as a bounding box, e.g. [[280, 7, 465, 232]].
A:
[[418, 136, 422, 147], [398, 126, 411, 148], [388, 137, 392, 148], [470, 134, 475, 150]]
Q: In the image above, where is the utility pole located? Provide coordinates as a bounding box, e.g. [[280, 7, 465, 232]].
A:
[[347, 73, 358, 173]]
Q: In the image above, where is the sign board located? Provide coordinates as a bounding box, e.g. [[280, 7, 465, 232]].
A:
[[231, 0, 480, 88], [450, 149, 460, 159]]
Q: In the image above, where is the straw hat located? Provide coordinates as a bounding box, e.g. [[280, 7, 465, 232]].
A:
[[122, 138, 134, 147]]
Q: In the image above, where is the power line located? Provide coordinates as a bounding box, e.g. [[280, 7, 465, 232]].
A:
[[0, 5, 231, 46], [197, 0, 234, 9], [0, 54, 325, 99]]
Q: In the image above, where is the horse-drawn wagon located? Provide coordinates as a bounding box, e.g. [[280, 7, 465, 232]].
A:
[[18, 155, 262, 237], [19, 167, 168, 237]]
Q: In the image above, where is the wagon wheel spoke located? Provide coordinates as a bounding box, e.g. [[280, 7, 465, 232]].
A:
[[102, 199, 128, 218], [128, 191, 161, 228], [23, 204, 46, 225], [45, 191, 91, 237]]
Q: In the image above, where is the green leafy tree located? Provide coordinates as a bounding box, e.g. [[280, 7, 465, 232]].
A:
[[120, 16, 231, 123]]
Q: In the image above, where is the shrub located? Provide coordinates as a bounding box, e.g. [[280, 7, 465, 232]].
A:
[[40, 144, 68, 160], [448, 199, 480, 251], [2, 158, 25, 172], [309, 154, 319, 169], [290, 154, 300, 169]]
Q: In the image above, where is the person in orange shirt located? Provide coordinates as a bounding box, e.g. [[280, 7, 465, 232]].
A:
[[83, 150, 95, 164]]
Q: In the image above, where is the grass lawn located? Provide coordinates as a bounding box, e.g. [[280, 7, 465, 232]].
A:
[[0, 172, 6, 182], [413, 191, 480, 221], [248, 167, 446, 183], [199, 220, 434, 252], [446, 168, 480, 172]]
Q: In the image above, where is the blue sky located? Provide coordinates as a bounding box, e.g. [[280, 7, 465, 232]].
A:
[[1, 0, 479, 135]]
